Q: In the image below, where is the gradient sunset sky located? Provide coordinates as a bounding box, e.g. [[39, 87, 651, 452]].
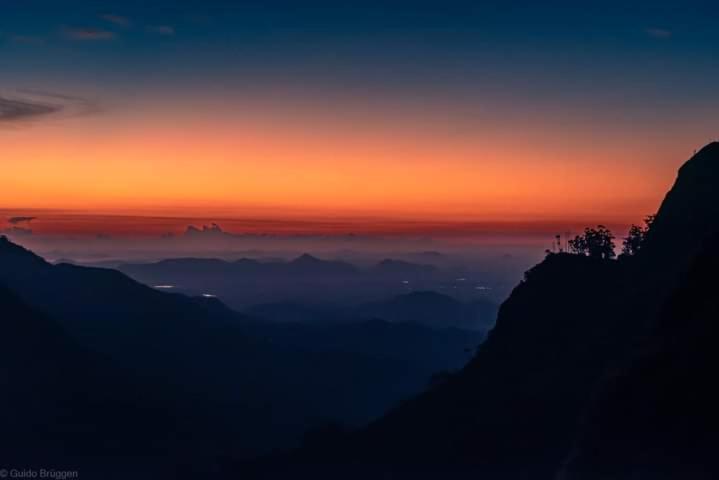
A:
[[2, 1, 718, 235]]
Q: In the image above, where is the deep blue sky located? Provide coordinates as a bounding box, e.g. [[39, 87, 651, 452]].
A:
[[2, 0, 718, 100]]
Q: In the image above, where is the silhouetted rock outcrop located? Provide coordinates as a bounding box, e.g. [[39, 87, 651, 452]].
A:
[[560, 234, 719, 480], [554, 142, 719, 480], [643, 142, 719, 266]]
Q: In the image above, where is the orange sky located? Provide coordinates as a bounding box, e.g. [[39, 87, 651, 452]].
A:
[[0, 91, 709, 235]]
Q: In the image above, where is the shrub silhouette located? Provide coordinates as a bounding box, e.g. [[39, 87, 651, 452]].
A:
[[569, 225, 616, 259], [622, 215, 655, 256]]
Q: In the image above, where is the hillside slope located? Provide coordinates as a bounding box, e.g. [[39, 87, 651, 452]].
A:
[[561, 235, 719, 479], [0, 286, 176, 476]]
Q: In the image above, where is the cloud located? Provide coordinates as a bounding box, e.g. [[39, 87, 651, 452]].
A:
[[8, 216, 37, 225], [100, 14, 131, 28], [64, 27, 116, 41], [645, 27, 672, 39], [0, 96, 61, 122], [0, 91, 101, 126], [18, 89, 103, 115], [147, 25, 175, 36]]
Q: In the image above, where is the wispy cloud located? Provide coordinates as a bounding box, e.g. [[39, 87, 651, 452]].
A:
[[645, 27, 672, 39], [147, 25, 175, 36], [0, 91, 101, 126], [8, 216, 37, 225], [0, 96, 60, 122], [100, 14, 131, 28], [64, 27, 116, 41]]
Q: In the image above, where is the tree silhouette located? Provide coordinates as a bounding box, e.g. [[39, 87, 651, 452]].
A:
[[569, 225, 616, 259], [622, 215, 656, 256]]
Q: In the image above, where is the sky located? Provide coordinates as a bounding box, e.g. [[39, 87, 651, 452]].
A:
[[2, 0, 719, 236]]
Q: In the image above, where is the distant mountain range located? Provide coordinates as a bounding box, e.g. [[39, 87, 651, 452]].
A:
[[121, 252, 359, 278], [229, 143, 719, 479], [119, 253, 440, 279], [119, 254, 358, 283], [117, 253, 468, 309], [0, 236, 483, 475]]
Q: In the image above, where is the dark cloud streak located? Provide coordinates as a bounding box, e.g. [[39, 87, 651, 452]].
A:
[[0, 96, 61, 122], [8, 217, 37, 225], [0, 91, 101, 126], [18, 90, 103, 116]]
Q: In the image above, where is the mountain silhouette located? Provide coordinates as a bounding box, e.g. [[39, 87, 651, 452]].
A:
[[118, 254, 443, 308], [561, 234, 719, 479], [644, 142, 719, 262], [230, 142, 719, 479], [0, 235, 240, 357], [0, 285, 178, 474], [358, 290, 497, 331], [121, 253, 358, 281], [287, 253, 358, 275]]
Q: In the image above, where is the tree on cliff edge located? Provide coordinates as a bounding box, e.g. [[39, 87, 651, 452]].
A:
[[621, 215, 656, 257], [569, 225, 616, 259]]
